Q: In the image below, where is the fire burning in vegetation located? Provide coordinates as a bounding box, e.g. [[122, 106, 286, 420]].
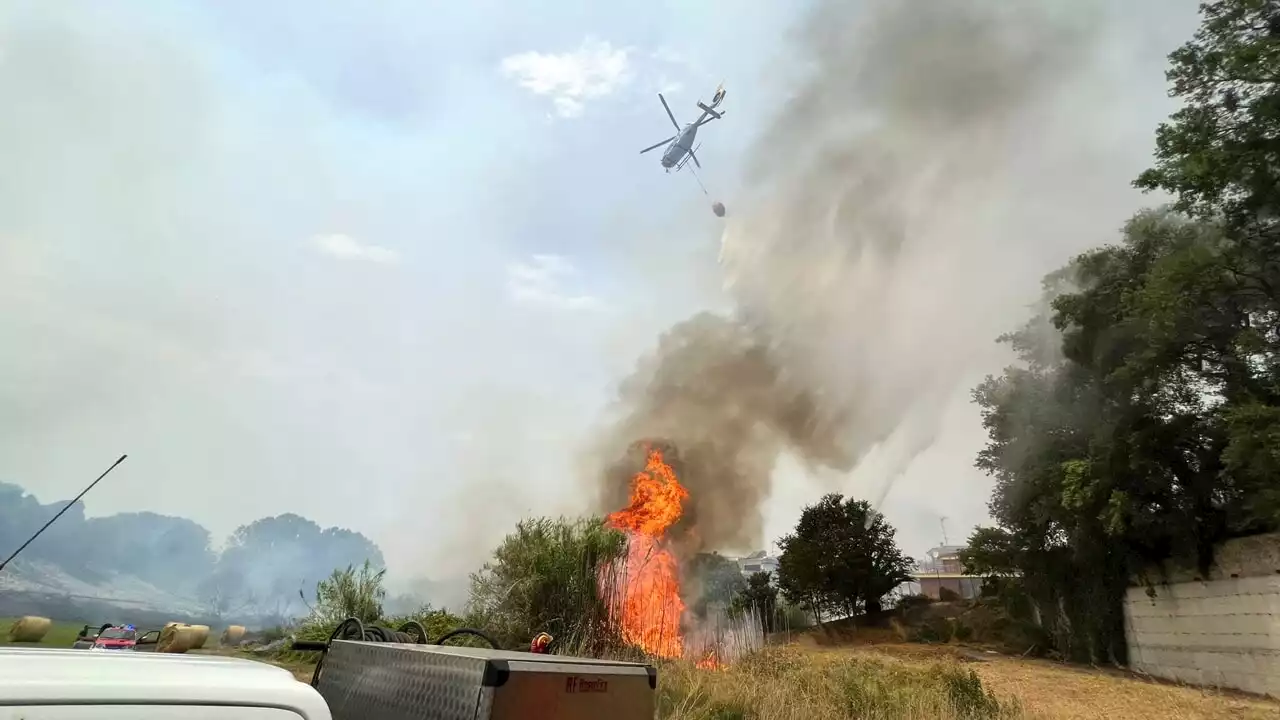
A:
[[603, 447, 688, 659]]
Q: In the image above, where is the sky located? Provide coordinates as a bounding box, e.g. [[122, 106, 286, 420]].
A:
[[0, 0, 1205, 589]]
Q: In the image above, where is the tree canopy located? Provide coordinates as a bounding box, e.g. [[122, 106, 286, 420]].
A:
[[217, 513, 386, 620], [1136, 0, 1280, 229], [775, 494, 914, 621], [684, 552, 748, 618], [732, 571, 780, 632], [967, 0, 1280, 665]]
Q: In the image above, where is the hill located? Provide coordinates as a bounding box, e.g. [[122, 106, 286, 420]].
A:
[[0, 481, 385, 622]]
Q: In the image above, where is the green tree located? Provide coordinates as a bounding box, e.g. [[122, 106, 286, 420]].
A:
[[773, 523, 832, 624], [198, 564, 253, 621], [1135, 0, 1280, 533], [684, 552, 748, 617], [969, 215, 1211, 663], [776, 494, 914, 619], [731, 571, 779, 632], [1136, 0, 1280, 229], [967, 0, 1280, 666], [970, 210, 1280, 662], [219, 513, 385, 619]]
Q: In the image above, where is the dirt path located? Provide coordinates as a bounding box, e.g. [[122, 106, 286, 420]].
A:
[[831, 642, 1280, 720]]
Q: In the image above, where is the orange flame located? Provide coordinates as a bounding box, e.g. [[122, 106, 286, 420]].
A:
[[604, 448, 688, 658]]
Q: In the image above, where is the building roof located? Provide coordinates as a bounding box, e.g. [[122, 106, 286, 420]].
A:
[[0, 648, 330, 718]]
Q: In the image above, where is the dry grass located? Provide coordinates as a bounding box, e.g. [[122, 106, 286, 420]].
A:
[[661, 642, 1280, 720], [658, 645, 1020, 720], [239, 634, 1280, 719], [822, 643, 1280, 720], [958, 651, 1278, 719]]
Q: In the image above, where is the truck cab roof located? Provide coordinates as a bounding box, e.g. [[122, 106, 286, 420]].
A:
[[0, 648, 330, 719]]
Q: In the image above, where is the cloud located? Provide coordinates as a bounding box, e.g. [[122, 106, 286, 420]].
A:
[[505, 254, 603, 311], [500, 38, 631, 118], [656, 76, 685, 96], [310, 233, 400, 264], [651, 47, 687, 65], [644, 46, 714, 98]]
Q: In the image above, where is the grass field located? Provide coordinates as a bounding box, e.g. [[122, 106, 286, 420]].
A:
[[813, 643, 1278, 720], [0, 617, 85, 647], [6, 617, 1277, 719], [0, 617, 237, 650], [232, 640, 1280, 720]]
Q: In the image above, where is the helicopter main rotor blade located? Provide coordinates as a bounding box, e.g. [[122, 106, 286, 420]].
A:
[[657, 93, 680, 131], [639, 136, 676, 154]]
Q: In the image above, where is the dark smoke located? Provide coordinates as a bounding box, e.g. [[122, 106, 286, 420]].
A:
[[596, 0, 1102, 554], [597, 314, 854, 554]]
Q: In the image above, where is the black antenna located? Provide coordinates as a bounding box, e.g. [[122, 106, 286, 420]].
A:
[[0, 454, 128, 574]]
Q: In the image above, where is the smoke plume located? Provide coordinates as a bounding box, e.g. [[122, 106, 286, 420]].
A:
[[595, 0, 1102, 554]]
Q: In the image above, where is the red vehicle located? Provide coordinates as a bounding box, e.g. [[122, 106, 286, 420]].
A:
[[90, 625, 138, 651]]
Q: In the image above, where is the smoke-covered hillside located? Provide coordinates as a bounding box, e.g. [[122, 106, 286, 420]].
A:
[[0, 481, 384, 621]]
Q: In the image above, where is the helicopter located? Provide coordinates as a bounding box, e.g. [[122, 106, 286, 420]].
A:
[[638, 84, 726, 173]]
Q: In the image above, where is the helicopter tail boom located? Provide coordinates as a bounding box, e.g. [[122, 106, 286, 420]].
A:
[[694, 83, 726, 124]]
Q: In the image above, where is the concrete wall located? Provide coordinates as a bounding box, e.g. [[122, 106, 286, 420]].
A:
[[1124, 532, 1280, 698], [915, 575, 982, 601]]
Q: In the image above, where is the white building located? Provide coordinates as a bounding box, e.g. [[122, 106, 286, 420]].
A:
[[734, 551, 780, 579], [911, 544, 982, 600]]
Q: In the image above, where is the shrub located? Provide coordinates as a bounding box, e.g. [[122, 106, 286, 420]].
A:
[[938, 587, 962, 602], [777, 600, 815, 631], [944, 668, 1006, 719], [466, 516, 627, 654], [912, 616, 960, 644], [308, 560, 386, 625], [896, 594, 934, 611], [257, 625, 290, 644]]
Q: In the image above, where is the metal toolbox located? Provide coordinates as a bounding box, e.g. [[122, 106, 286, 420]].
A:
[[314, 640, 657, 720]]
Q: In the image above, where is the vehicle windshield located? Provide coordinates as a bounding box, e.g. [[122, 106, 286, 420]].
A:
[[97, 628, 135, 640]]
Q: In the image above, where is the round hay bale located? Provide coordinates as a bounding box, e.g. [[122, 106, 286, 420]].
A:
[[221, 625, 246, 645], [187, 624, 210, 649], [157, 623, 197, 653], [7, 616, 52, 643]]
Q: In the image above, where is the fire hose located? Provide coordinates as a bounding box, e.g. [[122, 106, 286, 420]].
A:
[[291, 617, 502, 688]]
